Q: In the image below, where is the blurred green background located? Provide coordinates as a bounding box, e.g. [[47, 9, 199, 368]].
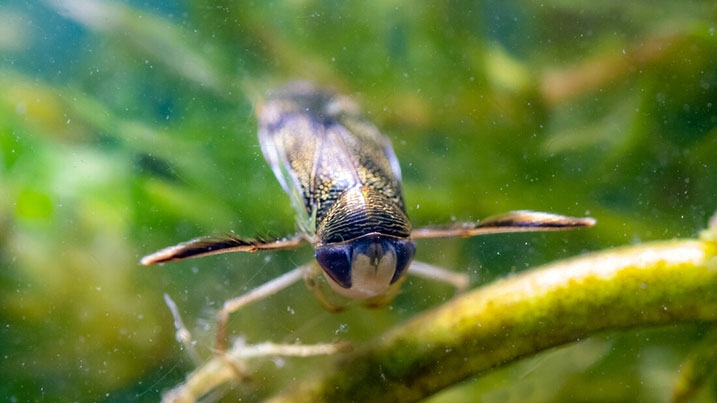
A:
[[1, 0, 716, 401]]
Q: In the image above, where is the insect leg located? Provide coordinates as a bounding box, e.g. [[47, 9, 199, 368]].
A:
[[215, 264, 309, 351], [302, 262, 354, 312], [140, 234, 307, 265], [411, 210, 596, 239], [408, 260, 470, 292]]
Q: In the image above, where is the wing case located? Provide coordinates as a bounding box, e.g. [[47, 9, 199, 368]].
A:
[[257, 82, 411, 243]]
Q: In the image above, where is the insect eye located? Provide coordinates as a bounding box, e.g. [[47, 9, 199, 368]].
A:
[[315, 244, 353, 288], [390, 239, 416, 284]]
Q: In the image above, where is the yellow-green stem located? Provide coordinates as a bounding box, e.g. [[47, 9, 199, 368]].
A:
[[267, 238, 717, 402]]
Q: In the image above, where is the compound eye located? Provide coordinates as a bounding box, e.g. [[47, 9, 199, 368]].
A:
[[390, 239, 416, 284], [315, 244, 353, 289]]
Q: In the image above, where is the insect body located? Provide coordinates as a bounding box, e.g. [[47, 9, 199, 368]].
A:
[[258, 83, 415, 299], [141, 81, 595, 349]]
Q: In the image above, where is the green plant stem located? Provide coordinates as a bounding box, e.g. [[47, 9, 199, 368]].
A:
[[266, 238, 717, 403]]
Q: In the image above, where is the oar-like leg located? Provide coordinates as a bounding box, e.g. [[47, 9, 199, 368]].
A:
[[140, 234, 307, 265], [409, 210, 595, 295], [412, 210, 595, 239]]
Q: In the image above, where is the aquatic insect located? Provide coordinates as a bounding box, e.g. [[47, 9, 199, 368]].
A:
[[141, 81, 595, 350]]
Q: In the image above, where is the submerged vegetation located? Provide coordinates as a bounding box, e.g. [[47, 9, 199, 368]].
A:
[[1, 1, 715, 401]]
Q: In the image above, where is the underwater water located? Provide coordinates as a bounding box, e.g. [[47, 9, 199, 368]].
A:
[[1, 1, 716, 401]]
